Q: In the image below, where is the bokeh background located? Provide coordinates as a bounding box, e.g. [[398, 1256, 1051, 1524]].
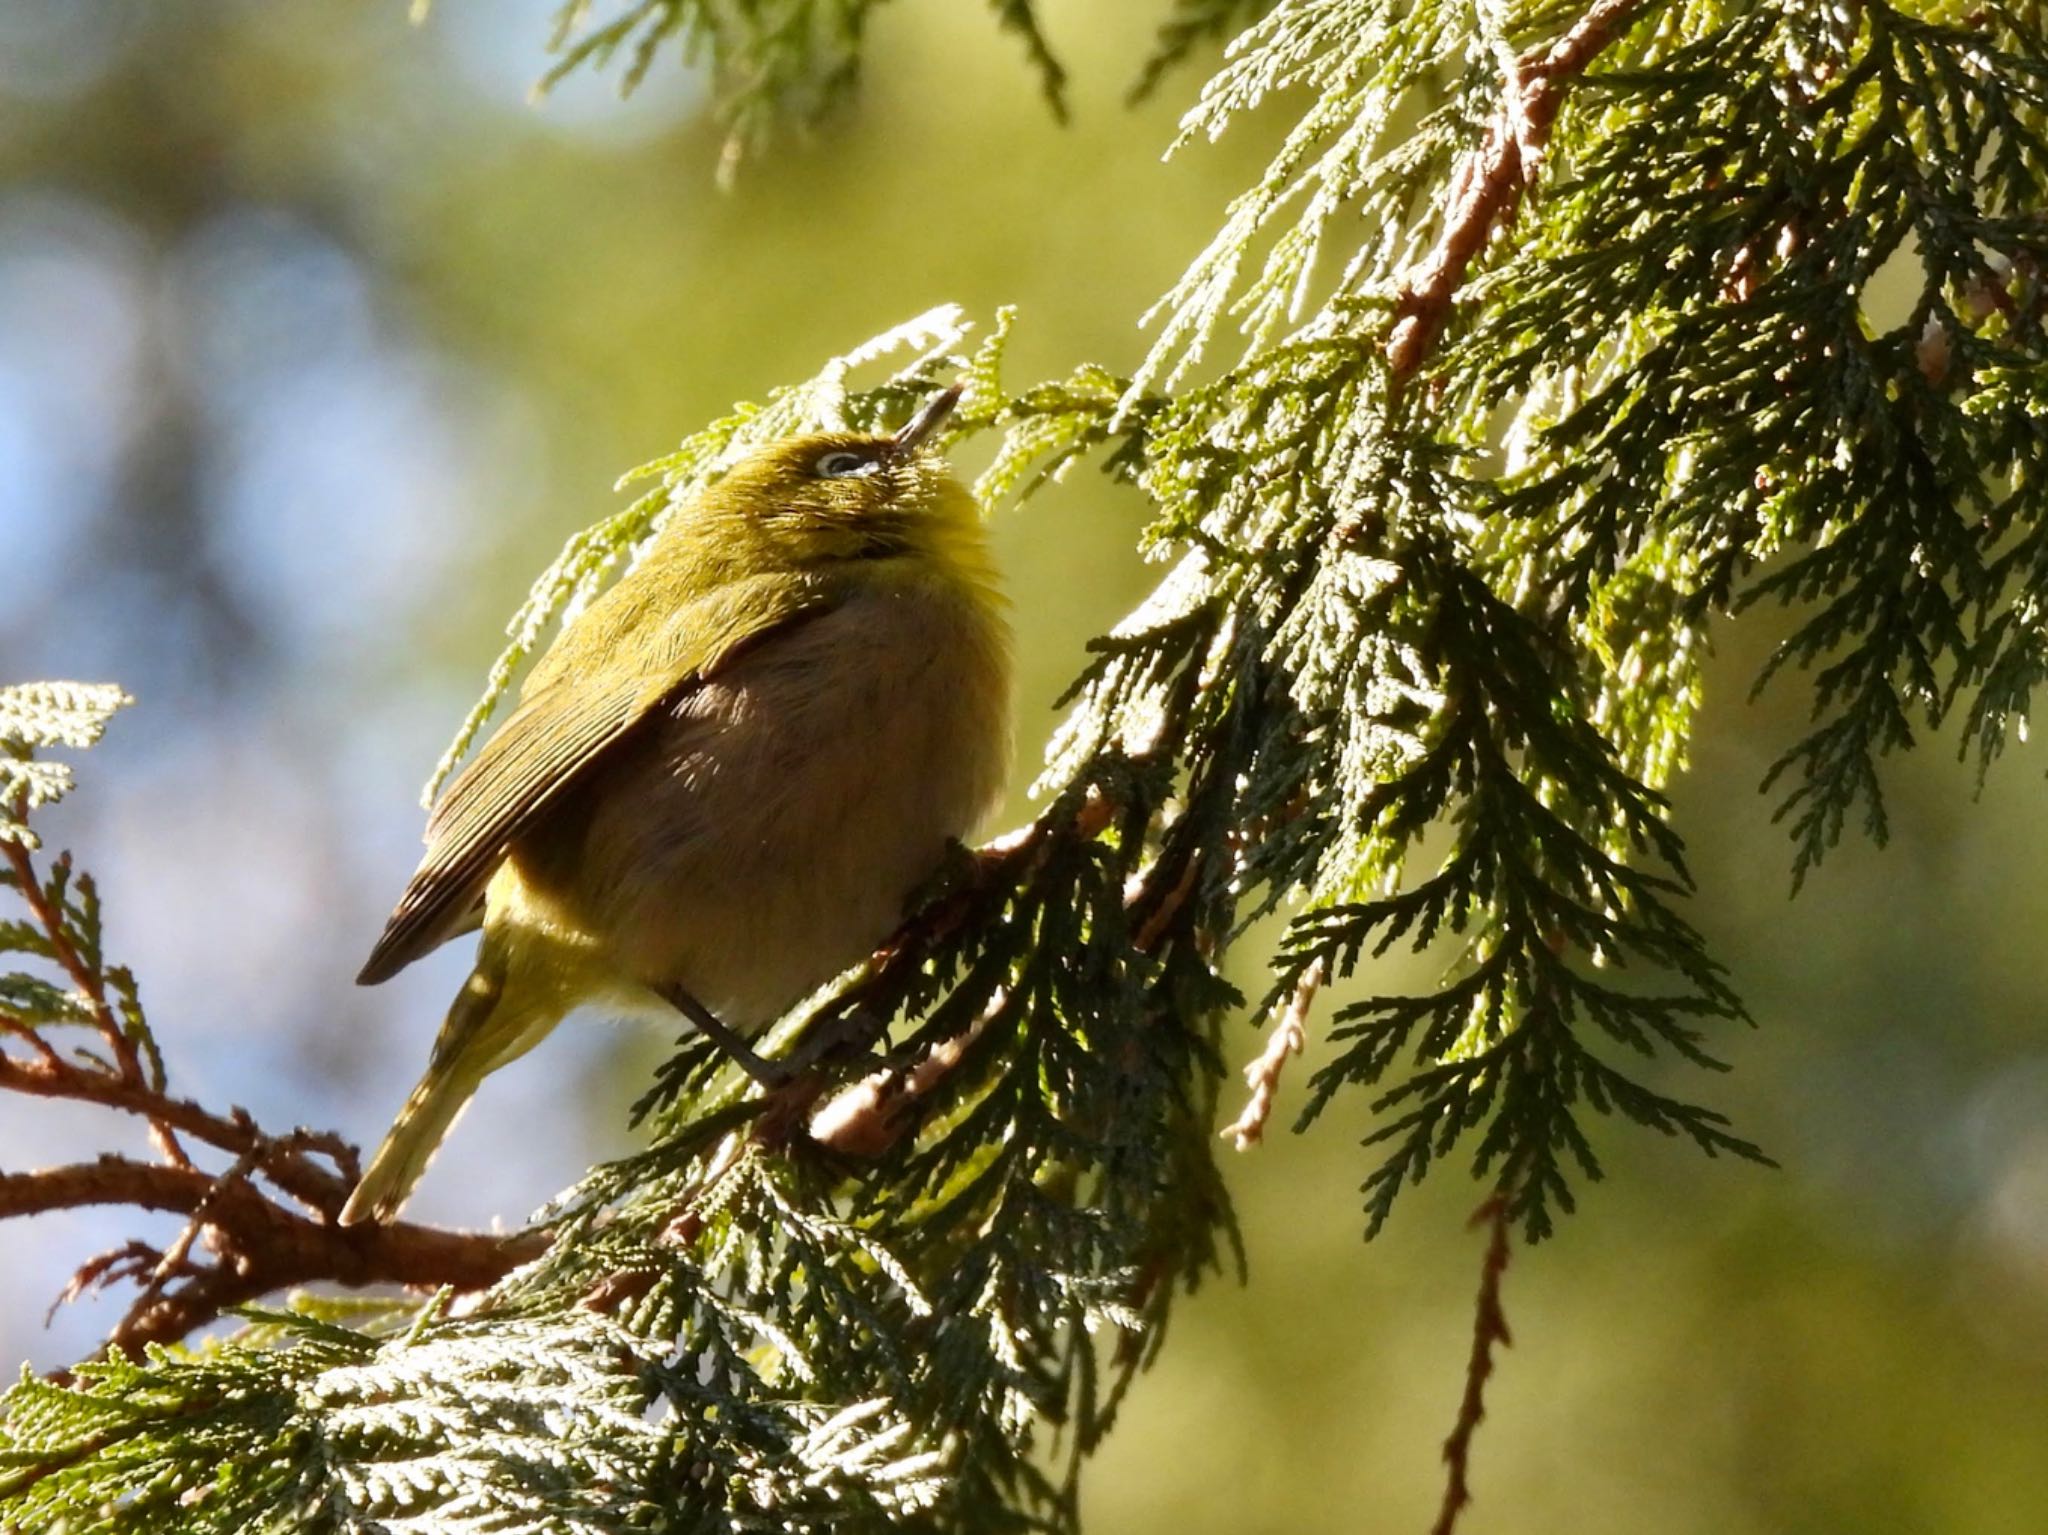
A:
[[4, 3, 2047, 1531]]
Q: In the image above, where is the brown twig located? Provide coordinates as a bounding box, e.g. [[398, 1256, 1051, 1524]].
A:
[[1, 1012, 63, 1069], [1, 834, 190, 1168], [1130, 853, 1203, 954], [1431, 1195, 1515, 1535], [1219, 957, 1324, 1150], [3, 808, 554, 1359], [576, 812, 1105, 1316], [45, 1240, 164, 1325], [0, 1052, 353, 1218], [1386, 0, 1647, 379], [1, 1156, 547, 1354], [114, 1136, 275, 1346], [1382, 11, 1642, 1483]]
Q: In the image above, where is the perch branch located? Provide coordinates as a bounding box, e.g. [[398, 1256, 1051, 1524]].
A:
[[1379, 8, 1639, 1514], [806, 785, 1197, 1160]]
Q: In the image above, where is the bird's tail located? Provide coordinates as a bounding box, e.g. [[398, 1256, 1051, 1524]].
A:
[[338, 955, 559, 1226]]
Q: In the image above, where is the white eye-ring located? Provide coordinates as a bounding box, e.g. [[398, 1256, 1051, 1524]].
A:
[[814, 450, 878, 479]]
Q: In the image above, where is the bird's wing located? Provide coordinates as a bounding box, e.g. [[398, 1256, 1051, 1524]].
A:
[[356, 574, 835, 985]]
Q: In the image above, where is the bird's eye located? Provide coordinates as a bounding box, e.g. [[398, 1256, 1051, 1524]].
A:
[[814, 450, 877, 479]]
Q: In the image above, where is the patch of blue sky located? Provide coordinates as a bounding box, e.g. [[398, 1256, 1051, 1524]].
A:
[[0, 191, 148, 593], [0, 0, 144, 105]]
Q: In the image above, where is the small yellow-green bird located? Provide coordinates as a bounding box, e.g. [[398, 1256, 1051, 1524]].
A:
[[339, 387, 1010, 1225]]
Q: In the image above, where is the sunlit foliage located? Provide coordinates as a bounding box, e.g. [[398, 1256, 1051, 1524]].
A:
[[8, 1, 2048, 1530]]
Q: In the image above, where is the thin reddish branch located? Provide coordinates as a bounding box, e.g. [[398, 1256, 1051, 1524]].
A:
[[1371, 14, 1629, 1510], [0, 1052, 352, 1217], [4, 812, 551, 1358], [1, 1155, 546, 1353], [1377, 16, 1633, 1494], [47, 1240, 168, 1325], [1, 1012, 62, 1069], [1, 832, 189, 1168], [1131, 854, 1202, 954], [1386, 0, 1647, 379], [1431, 1196, 1515, 1535], [1219, 957, 1324, 1150], [118, 1138, 274, 1341]]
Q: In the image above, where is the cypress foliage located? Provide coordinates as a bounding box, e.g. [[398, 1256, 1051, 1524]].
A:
[[6, 2, 2046, 1529]]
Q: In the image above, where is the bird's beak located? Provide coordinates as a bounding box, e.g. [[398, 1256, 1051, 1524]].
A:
[[891, 384, 963, 455]]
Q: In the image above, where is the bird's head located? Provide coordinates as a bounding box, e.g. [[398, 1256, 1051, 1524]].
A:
[[689, 385, 988, 579]]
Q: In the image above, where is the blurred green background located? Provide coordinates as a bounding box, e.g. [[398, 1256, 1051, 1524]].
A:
[[3, 4, 2046, 1532]]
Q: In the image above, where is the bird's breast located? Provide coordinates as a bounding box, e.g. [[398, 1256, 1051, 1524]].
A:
[[504, 580, 1012, 1029]]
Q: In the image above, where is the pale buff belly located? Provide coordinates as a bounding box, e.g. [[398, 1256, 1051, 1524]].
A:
[[501, 586, 1010, 1029]]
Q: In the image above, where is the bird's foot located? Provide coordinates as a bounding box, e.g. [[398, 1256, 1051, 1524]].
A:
[[655, 985, 894, 1092]]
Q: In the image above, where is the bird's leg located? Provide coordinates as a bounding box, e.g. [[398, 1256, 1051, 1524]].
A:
[[780, 1004, 891, 1077], [653, 982, 789, 1089]]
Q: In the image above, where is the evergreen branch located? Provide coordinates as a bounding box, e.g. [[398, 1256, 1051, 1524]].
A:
[[804, 809, 1109, 1159], [985, 0, 1068, 120], [1460, 1, 2048, 879], [1128, 0, 1279, 104], [0, 684, 130, 848], [1386, 0, 1650, 378], [0, 828, 186, 1170], [803, 769, 1220, 1165], [525, 0, 1070, 181], [1429, 1196, 1512, 1535], [539, 0, 884, 184], [20, 0, 2048, 1505]]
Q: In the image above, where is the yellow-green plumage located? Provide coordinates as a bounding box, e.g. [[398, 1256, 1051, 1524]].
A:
[[341, 393, 1010, 1225]]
